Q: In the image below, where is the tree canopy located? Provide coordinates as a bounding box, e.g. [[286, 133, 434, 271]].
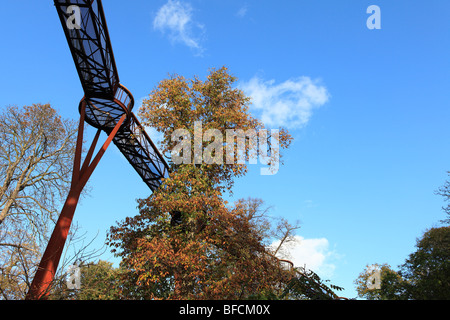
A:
[[106, 67, 341, 299], [0, 104, 80, 299], [355, 226, 450, 300]]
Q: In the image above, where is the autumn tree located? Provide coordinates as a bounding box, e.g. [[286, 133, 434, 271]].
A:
[[0, 104, 78, 225], [115, 197, 296, 299], [0, 104, 82, 299], [107, 67, 296, 299]]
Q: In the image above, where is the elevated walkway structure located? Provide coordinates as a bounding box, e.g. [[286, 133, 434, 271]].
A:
[[26, 0, 168, 299], [26, 0, 345, 301]]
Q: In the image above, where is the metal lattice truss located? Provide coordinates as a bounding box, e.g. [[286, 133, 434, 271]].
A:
[[55, 0, 119, 98], [114, 113, 168, 191], [54, 0, 169, 190]]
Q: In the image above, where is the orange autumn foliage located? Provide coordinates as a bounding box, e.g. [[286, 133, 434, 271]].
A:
[[107, 67, 293, 299], [109, 196, 290, 299]]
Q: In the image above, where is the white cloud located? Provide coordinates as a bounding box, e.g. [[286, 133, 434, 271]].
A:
[[153, 0, 205, 55], [236, 5, 249, 18], [270, 235, 339, 279], [240, 76, 330, 129]]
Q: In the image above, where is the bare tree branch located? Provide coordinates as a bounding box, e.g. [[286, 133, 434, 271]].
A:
[[0, 104, 87, 299]]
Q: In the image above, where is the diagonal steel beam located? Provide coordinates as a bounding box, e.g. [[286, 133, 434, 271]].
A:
[[26, 103, 126, 300]]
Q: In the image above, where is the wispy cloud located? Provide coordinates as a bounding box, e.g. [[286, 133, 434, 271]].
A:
[[153, 0, 205, 55], [236, 4, 249, 18], [304, 200, 318, 208], [240, 76, 330, 129]]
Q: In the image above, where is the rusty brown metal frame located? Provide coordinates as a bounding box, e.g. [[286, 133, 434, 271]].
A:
[[26, 0, 170, 299], [26, 102, 126, 300]]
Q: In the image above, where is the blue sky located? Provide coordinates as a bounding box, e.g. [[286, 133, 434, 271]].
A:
[[1, 1, 449, 299]]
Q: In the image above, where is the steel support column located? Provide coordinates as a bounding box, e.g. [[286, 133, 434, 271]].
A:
[[26, 102, 126, 300]]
